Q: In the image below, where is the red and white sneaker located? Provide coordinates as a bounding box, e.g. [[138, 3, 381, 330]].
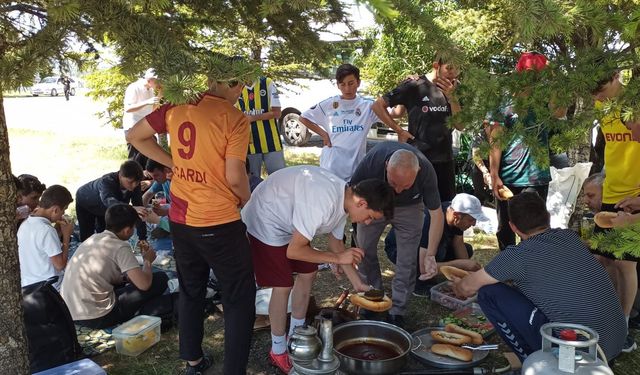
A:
[[269, 350, 292, 374]]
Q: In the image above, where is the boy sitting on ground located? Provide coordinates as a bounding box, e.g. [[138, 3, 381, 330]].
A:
[[142, 159, 171, 208], [452, 192, 625, 362], [61, 204, 169, 329], [17, 174, 47, 212], [15, 174, 47, 225], [18, 185, 74, 290], [138, 160, 172, 246]]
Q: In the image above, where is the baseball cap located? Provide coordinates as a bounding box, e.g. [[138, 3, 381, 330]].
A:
[[515, 52, 547, 72], [450, 193, 489, 222], [144, 68, 158, 80]]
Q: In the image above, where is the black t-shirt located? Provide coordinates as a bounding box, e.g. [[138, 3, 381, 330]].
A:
[[484, 229, 625, 360], [76, 172, 146, 239], [350, 141, 441, 209], [418, 201, 463, 256], [383, 76, 453, 163], [438, 201, 463, 248]]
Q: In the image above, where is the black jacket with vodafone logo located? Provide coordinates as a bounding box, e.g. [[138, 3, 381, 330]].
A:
[[383, 76, 453, 163]]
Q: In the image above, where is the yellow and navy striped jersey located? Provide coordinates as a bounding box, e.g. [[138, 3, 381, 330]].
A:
[[236, 77, 283, 154]]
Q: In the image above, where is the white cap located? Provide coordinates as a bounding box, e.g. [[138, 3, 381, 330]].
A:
[[144, 68, 157, 80], [450, 193, 489, 222]]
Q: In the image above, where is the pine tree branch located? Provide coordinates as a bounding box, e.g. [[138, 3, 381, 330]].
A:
[[0, 4, 47, 19]]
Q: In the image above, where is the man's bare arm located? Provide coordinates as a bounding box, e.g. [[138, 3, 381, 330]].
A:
[[126, 119, 173, 168]]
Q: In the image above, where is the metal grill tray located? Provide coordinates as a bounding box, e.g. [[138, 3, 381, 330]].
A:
[[411, 327, 489, 369]]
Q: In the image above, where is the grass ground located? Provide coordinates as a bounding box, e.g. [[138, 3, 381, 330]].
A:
[[8, 128, 126, 217], [8, 129, 639, 374]]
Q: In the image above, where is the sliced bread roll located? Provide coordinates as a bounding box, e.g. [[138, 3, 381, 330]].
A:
[[431, 343, 473, 362]]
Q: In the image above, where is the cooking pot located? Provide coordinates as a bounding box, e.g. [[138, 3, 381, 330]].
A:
[[333, 320, 413, 375]]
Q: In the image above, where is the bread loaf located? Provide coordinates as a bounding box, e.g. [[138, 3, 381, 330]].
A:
[[440, 266, 469, 281], [431, 343, 473, 362], [498, 186, 514, 200], [430, 330, 472, 345], [350, 293, 392, 312], [594, 211, 618, 229], [445, 323, 483, 345]]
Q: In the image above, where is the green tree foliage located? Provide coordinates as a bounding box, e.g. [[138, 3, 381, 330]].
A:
[[85, 0, 391, 128], [590, 222, 640, 259], [361, 0, 640, 164]]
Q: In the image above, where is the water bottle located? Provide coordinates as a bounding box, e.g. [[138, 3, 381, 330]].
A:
[[580, 217, 594, 240], [16, 205, 30, 220]]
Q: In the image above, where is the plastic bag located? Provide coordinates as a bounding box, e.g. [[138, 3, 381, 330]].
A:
[[546, 162, 592, 229]]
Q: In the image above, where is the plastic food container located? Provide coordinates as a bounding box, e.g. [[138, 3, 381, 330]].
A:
[[112, 315, 161, 356], [33, 358, 106, 375], [430, 281, 477, 310]]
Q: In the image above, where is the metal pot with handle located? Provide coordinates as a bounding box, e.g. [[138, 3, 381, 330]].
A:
[[333, 320, 414, 375]]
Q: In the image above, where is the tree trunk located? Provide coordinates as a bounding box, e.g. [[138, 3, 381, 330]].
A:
[[0, 93, 30, 374]]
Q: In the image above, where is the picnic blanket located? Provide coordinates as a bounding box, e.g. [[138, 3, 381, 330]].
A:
[[75, 325, 115, 357]]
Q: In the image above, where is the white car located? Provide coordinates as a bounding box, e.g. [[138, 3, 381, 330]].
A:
[[31, 76, 79, 97]]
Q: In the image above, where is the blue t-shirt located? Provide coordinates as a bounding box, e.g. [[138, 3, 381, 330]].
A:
[[488, 104, 550, 187]]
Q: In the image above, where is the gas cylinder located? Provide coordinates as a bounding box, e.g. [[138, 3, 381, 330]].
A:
[[522, 323, 614, 375]]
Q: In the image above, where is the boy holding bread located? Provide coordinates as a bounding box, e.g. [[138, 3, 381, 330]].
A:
[[488, 52, 553, 251], [590, 67, 640, 352], [241, 165, 394, 373], [451, 192, 625, 362]]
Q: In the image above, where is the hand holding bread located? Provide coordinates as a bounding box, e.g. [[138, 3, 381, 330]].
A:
[[349, 292, 392, 312], [593, 211, 618, 228], [440, 266, 470, 281]]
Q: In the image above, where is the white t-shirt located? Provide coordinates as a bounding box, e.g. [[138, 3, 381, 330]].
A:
[[122, 78, 155, 130], [301, 95, 379, 181], [18, 216, 63, 289], [241, 165, 347, 246]]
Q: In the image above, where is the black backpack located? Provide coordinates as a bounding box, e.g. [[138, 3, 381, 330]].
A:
[[22, 277, 82, 373]]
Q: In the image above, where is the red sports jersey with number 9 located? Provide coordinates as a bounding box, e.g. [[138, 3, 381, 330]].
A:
[[146, 94, 249, 227]]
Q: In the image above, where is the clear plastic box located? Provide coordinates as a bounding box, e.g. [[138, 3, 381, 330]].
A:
[[112, 315, 161, 356], [33, 358, 106, 375], [430, 281, 477, 310]]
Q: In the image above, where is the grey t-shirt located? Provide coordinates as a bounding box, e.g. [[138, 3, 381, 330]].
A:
[[484, 229, 626, 360], [61, 231, 141, 321], [350, 141, 441, 209]]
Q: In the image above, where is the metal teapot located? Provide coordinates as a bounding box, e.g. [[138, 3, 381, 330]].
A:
[[288, 325, 322, 362], [289, 319, 341, 375]]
